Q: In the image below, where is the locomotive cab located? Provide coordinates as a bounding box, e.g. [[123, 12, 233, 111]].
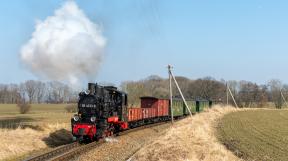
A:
[[71, 83, 128, 142]]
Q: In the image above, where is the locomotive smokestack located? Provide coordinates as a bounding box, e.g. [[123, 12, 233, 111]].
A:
[[88, 83, 96, 94]]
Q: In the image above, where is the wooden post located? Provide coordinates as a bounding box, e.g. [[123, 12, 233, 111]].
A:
[[169, 68, 193, 117], [168, 65, 174, 123], [226, 82, 229, 105], [227, 84, 239, 108], [280, 89, 288, 108]]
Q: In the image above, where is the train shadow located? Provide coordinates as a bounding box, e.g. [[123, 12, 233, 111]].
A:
[[42, 129, 73, 147], [0, 117, 42, 130]]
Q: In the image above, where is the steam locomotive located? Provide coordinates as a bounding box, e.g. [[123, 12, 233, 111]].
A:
[[71, 83, 128, 142], [71, 83, 211, 142]]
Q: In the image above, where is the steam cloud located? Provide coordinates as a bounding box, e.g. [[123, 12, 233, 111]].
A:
[[20, 1, 106, 84]]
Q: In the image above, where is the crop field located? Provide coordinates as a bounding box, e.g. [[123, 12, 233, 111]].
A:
[[217, 109, 288, 161]]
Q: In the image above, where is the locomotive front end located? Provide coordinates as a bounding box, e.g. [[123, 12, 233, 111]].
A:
[[71, 113, 97, 141], [71, 83, 128, 142], [71, 83, 100, 142]]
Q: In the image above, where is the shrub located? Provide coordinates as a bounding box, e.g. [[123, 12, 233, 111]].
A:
[[65, 104, 77, 113], [17, 101, 31, 114]]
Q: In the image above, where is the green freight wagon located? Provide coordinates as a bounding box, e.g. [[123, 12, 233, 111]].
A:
[[171, 99, 184, 117], [171, 99, 212, 116], [183, 100, 197, 114], [197, 100, 210, 112], [185, 100, 211, 113]]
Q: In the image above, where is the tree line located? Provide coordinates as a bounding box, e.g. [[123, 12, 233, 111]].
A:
[[0, 80, 78, 104], [1, 76, 288, 109], [121, 75, 288, 109]]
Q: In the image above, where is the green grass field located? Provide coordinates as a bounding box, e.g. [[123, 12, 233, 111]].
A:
[[217, 109, 288, 161]]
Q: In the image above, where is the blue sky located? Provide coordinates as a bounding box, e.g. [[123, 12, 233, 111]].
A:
[[1, 0, 288, 86]]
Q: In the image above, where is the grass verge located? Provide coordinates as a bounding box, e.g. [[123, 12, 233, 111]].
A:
[[130, 105, 241, 161]]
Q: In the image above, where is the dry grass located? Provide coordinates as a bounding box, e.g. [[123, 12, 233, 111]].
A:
[[0, 123, 71, 161], [0, 104, 74, 160], [130, 105, 242, 161]]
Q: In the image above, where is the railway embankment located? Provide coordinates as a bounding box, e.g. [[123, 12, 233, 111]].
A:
[[129, 105, 241, 161]]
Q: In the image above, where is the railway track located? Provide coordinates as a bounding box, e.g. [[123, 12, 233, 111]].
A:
[[24, 121, 170, 161], [23, 142, 80, 161]]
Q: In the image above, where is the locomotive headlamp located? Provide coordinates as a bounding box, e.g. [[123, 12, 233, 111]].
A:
[[90, 116, 96, 122], [73, 115, 79, 121], [84, 90, 90, 95]]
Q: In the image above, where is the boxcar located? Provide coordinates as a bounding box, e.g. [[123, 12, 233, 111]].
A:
[[171, 99, 184, 117], [128, 108, 142, 121], [140, 97, 169, 117], [183, 100, 196, 115], [195, 100, 211, 112], [128, 97, 170, 122]]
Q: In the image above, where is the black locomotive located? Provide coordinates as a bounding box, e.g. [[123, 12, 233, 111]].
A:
[[71, 83, 128, 141]]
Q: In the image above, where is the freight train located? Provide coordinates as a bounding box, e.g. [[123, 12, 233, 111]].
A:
[[71, 83, 211, 142]]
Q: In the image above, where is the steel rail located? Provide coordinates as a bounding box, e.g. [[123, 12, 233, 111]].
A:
[[23, 142, 80, 161], [24, 121, 171, 161]]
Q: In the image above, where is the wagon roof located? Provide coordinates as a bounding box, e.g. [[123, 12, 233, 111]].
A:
[[140, 96, 169, 100]]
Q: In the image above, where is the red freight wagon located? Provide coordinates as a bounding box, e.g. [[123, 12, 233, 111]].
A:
[[157, 99, 169, 116], [140, 97, 159, 108], [142, 108, 148, 119], [128, 97, 170, 122], [128, 108, 142, 121], [140, 97, 169, 117], [150, 108, 156, 118], [142, 108, 155, 119]]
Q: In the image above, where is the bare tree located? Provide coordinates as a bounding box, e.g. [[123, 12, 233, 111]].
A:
[[0, 80, 78, 104], [35, 81, 46, 103], [23, 80, 38, 103], [46, 81, 73, 103], [46, 81, 60, 103], [238, 81, 259, 107], [257, 85, 269, 108], [17, 99, 31, 114], [268, 79, 283, 109], [0, 84, 8, 103], [19, 83, 27, 103], [7, 84, 21, 104], [189, 77, 226, 101], [63, 84, 73, 103]]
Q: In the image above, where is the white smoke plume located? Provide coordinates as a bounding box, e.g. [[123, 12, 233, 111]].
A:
[[20, 1, 106, 84]]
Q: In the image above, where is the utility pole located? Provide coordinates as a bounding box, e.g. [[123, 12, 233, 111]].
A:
[[226, 83, 229, 105], [168, 65, 174, 123], [280, 89, 288, 108], [168, 65, 193, 117], [226, 82, 239, 108]]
